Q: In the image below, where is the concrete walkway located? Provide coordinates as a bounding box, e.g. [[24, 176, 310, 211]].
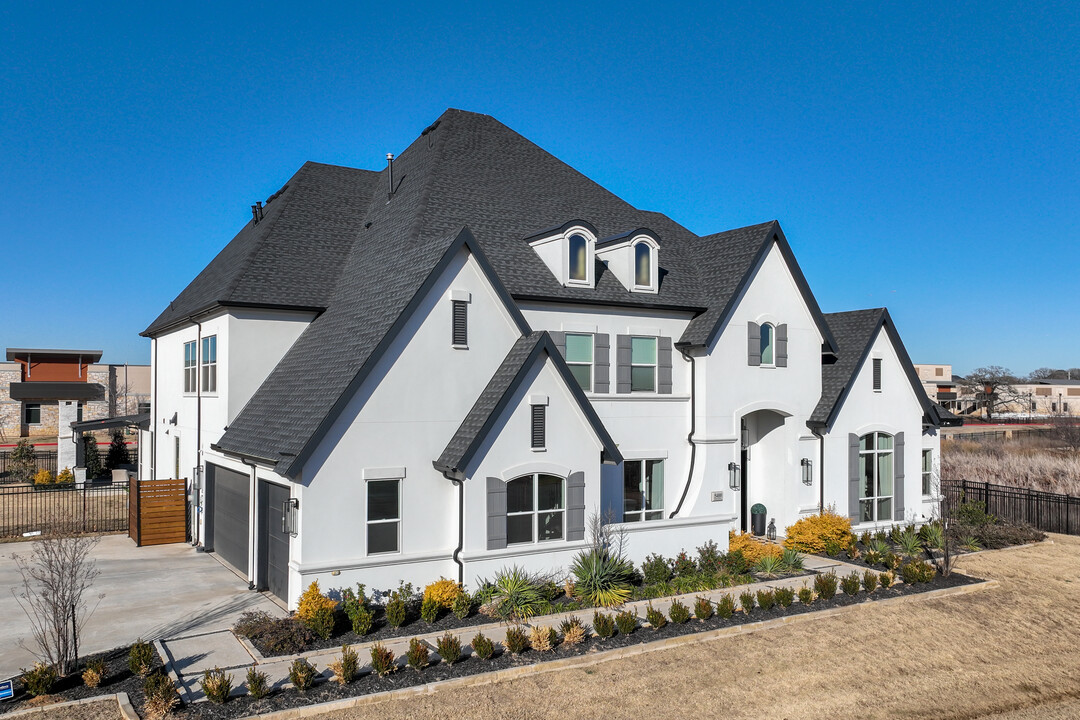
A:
[[0, 534, 284, 680], [162, 553, 868, 704]]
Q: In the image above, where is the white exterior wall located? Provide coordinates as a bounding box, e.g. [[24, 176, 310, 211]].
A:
[[227, 310, 316, 423], [824, 327, 937, 530]]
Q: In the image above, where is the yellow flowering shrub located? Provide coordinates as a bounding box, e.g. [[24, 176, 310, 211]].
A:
[[57, 467, 75, 484], [423, 578, 463, 609], [32, 468, 55, 485], [296, 581, 337, 639], [728, 531, 782, 564], [783, 510, 855, 554]]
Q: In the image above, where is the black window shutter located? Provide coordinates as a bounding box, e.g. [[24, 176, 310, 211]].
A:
[[848, 433, 861, 521], [894, 432, 905, 521], [615, 335, 632, 393], [531, 405, 546, 449], [657, 337, 673, 394], [775, 324, 788, 367], [452, 301, 468, 345], [486, 477, 507, 550], [747, 322, 761, 366], [873, 358, 882, 390], [593, 334, 610, 393]]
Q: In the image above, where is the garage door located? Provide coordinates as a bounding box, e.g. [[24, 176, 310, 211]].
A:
[[259, 481, 291, 603], [206, 463, 249, 576]]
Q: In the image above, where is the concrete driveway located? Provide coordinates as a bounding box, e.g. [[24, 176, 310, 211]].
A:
[[0, 534, 284, 680]]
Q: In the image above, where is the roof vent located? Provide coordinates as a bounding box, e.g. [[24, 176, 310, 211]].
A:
[[386, 153, 394, 200], [250, 201, 264, 225]]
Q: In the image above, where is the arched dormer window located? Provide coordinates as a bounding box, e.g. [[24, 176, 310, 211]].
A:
[[569, 234, 588, 283], [760, 323, 775, 365], [634, 242, 651, 287]]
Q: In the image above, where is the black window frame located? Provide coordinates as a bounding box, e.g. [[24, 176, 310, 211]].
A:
[[367, 478, 401, 555], [24, 403, 41, 425]]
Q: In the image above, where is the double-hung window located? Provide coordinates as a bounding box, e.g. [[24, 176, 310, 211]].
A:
[[24, 403, 41, 425], [506, 473, 564, 544], [565, 333, 593, 391], [623, 459, 664, 521], [183, 341, 197, 393], [630, 337, 657, 392], [859, 432, 894, 522], [367, 479, 400, 554], [922, 449, 933, 496], [201, 336, 217, 393]]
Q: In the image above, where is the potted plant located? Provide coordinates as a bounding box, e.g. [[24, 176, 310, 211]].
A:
[[751, 503, 767, 536]]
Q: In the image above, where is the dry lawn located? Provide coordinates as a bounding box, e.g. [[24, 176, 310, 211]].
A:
[[942, 437, 1080, 495], [319, 536, 1080, 720], [0, 485, 128, 538]]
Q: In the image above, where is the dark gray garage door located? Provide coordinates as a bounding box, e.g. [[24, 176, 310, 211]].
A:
[[259, 480, 291, 603], [206, 463, 249, 576]]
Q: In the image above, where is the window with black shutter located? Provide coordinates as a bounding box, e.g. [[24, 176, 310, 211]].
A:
[[452, 300, 468, 346], [531, 405, 546, 449], [873, 358, 882, 391]]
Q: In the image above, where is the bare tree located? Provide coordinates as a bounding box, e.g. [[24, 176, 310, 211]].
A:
[[928, 464, 956, 577], [1050, 415, 1080, 452], [963, 366, 1023, 421], [12, 533, 103, 674], [587, 508, 629, 560]]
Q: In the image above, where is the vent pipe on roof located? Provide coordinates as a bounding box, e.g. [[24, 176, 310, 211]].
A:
[[386, 153, 394, 200], [250, 201, 263, 225]]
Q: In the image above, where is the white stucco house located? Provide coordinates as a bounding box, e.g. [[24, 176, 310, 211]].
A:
[[140, 109, 949, 608]]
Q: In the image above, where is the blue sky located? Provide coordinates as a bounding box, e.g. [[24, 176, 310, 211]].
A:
[[2, 2, 1077, 375]]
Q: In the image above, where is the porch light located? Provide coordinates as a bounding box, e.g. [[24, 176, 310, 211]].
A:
[[282, 498, 299, 537], [801, 458, 813, 486], [728, 462, 741, 491]]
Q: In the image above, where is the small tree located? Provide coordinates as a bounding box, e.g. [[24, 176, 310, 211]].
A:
[[11, 439, 37, 483], [82, 435, 103, 479], [105, 429, 131, 471], [12, 532, 102, 675]]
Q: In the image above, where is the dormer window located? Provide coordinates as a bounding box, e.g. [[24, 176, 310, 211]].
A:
[[569, 234, 589, 282], [634, 242, 651, 287], [596, 230, 659, 293], [525, 221, 597, 288]]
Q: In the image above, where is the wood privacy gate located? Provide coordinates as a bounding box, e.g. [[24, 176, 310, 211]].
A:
[[129, 478, 187, 546]]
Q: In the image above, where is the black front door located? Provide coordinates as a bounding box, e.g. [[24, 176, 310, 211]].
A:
[[740, 420, 750, 533], [259, 480, 290, 603]]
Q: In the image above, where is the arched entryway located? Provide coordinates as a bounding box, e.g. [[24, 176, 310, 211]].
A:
[[738, 409, 788, 533]]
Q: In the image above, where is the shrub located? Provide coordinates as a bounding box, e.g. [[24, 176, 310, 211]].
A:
[[340, 585, 373, 636], [488, 566, 546, 622], [670, 551, 697, 577], [897, 528, 923, 557], [863, 550, 883, 566], [880, 571, 895, 589], [754, 554, 784, 578], [884, 552, 902, 570], [775, 586, 795, 608], [694, 596, 714, 620], [504, 626, 530, 654], [960, 535, 982, 552], [797, 585, 815, 605], [593, 611, 616, 638], [451, 591, 472, 619], [722, 549, 749, 575], [370, 643, 396, 676], [863, 570, 879, 593], [106, 429, 131, 470], [814, 572, 838, 600], [82, 657, 108, 688], [143, 673, 179, 719], [423, 578, 463, 609], [385, 595, 407, 628], [296, 581, 337, 640], [22, 662, 57, 696], [571, 549, 634, 607], [246, 668, 269, 699], [201, 667, 233, 704], [289, 658, 317, 691], [756, 590, 776, 611], [668, 599, 691, 623], [716, 594, 736, 618], [471, 632, 495, 660], [845, 540, 860, 560], [529, 625, 557, 652], [10, 439, 36, 483], [841, 572, 861, 596], [560, 616, 588, 645], [82, 435, 103, 480], [33, 468, 55, 485], [407, 638, 429, 670], [129, 639, 155, 677], [783, 510, 854, 554], [739, 590, 756, 614], [923, 523, 945, 550], [729, 531, 783, 564], [824, 538, 842, 557], [641, 553, 672, 585], [350, 605, 374, 636], [436, 633, 462, 665], [420, 596, 441, 623], [615, 610, 638, 635], [956, 500, 996, 526], [645, 603, 667, 629], [901, 561, 937, 584], [329, 645, 358, 685], [860, 530, 872, 546], [696, 540, 723, 575], [233, 610, 273, 639], [240, 616, 312, 655], [57, 467, 75, 484], [780, 548, 804, 571], [868, 538, 892, 556]]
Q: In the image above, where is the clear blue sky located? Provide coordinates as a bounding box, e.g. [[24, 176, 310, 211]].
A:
[[2, 2, 1077, 376]]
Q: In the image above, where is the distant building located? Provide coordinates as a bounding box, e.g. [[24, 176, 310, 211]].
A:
[[1011, 379, 1080, 416], [914, 364, 960, 411]]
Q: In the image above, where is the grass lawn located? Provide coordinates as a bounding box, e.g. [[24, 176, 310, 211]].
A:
[[316, 534, 1080, 720]]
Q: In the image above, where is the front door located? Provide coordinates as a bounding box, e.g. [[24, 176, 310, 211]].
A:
[[740, 419, 749, 533], [259, 480, 291, 603]]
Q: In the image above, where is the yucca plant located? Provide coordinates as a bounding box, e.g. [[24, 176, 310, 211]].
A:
[[754, 554, 784, 578], [489, 566, 545, 622], [868, 537, 892, 556], [780, 547, 804, 571], [897, 528, 923, 557], [923, 523, 945, 550], [570, 548, 634, 608], [960, 535, 981, 552]]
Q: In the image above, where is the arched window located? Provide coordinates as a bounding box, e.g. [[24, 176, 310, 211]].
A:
[[858, 432, 893, 522], [760, 323, 775, 365], [568, 234, 588, 282], [506, 473, 565, 544], [634, 242, 651, 286]]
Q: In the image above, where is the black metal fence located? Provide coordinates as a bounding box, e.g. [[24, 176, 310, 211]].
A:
[[943, 428, 1054, 443], [0, 449, 58, 482], [0, 481, 129, 538], [943, 479, 1080, 536]]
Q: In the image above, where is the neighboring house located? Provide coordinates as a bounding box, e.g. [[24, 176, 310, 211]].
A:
[[1004, 379, 1080, 417], [141, 109, 944, 608]]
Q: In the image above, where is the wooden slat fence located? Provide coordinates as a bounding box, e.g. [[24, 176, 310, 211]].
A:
[[129, 478, 187, 546], [943, 479, 1080, 536]]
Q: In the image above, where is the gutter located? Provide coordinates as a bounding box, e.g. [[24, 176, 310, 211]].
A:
[[240, 454, 259, 590], [810, 424, 825, 514], [193, 318, 203, 547], [669, 346, 697, 518], [438, 467, 466, 585]]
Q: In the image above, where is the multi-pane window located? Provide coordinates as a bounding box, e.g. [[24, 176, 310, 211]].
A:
[[922, 449, 933, 496], [506, 473, 564, 544], [568, 234, 588, 282], [623, 459, 664, 522], [565, 334, 593, 391], [634, 242, 651, 286], [367, 479, 400, 554], [760, 323, 775, 365], [24, 403, 41, 425], [859, 432, 894, 522], [630, 337, 657, 392], [452, 300, 468, 346], [183, 341, 197, 393], [201, 336, 217, 393]]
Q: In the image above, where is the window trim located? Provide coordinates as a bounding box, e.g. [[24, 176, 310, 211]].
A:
[[622, 458, 665, 522], [759, 323, 775, 367], [859, 432, 894, 522], [564, 333, 593, 392], [506, 473, 565, 545], [921, 449, 933, 497], [565, 231, 595, 288], [201, 335, 217, 393], [631, 240, 659, 292], [630, 336, 658, 393], [183, 340, 197, 394], [366, 478, 401, 555]]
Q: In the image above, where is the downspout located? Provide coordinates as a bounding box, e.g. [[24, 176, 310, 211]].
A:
[[151, 338, 157, 481], [811, 426, 825, 514], [192, 318, 203, 547], [240, 455, 258, 590], [669, 347, 697, 518], [440, 470, 466, 585]]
